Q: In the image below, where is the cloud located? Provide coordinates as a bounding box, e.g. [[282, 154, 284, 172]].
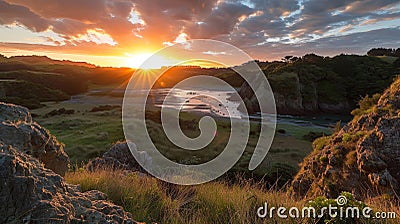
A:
[[185, 2, 254, 38], [0, 0, 50, 32], [3, 0, 108, 21], [1, 0, 139, 46], [202, 51, 229, 55], [0, 0, 400, 62], [289, 0, 400, 38], [245, 27, 400, 60]]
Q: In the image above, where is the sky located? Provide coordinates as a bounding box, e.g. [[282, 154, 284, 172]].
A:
[[0, 0, 400, 68]]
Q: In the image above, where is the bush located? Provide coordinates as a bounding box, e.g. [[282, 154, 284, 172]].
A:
[[351, 93, 381, 116], [308, 192, 369, 224], [342, 131, 366, 143], [345, 151, 358, 167], [319, 156, 328, 163], [313, 136, 331, 151]]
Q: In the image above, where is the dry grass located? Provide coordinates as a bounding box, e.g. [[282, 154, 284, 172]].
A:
[[66, 169, 308, 224], [66, 170, 399, 224]]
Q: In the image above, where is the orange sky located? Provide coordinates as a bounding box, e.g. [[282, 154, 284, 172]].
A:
[[1, 0, 400, 68]]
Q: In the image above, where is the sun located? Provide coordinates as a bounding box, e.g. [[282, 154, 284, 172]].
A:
[[125, 53, 179, 69], [125, 53, 152, 68]]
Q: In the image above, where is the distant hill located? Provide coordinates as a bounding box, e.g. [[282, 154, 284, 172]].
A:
[[0, 55, 134, 108], [240, 54, 399, 115], [2, 55, 97, 68], [1, 53, 399, 115]]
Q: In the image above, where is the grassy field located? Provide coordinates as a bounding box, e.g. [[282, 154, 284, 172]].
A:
[[33, 101, 125, 163], [32, 97, 330, 185]]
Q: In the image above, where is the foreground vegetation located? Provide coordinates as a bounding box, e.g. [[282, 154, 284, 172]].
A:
[[66, 169, 399, 224]]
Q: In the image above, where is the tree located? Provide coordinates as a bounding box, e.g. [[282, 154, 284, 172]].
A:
[[302, 53, 324, 63], [395, 48, 400, 57], [283, 55, 293, 63], [290, 56, 300, 63], [367, 48, 400, 57]]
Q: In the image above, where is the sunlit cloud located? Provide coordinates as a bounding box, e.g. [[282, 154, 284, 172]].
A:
[[202, 51, 229, 55], [163, 33, 189, 46], [70, 29, 117, 46], [0, 0, 400, 67]]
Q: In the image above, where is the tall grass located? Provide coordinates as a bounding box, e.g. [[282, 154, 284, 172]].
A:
[[66, 170, 399, 224]]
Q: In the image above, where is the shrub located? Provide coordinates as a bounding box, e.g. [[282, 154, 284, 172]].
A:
[[308, 192, 369, 224], [342, 133, 352, 143], [351, 94, 381, 116], [319, 156, 329, 164], [343, 131, 367, 144], [345, 151, 358, 167], [313, 136, 331, 151]]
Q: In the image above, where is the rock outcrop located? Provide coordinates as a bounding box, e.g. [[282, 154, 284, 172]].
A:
[[0, 142, 137, 223], [86, 142, 152, 173], [0, 102, 69, 176], [291, 77, 400, 200], [0, 102, 138, 223]]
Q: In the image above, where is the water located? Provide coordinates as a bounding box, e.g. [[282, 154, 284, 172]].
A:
[[68, 87, 350, 129]]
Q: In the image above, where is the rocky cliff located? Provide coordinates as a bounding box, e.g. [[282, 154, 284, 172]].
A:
[[239, 55, 397, 115], [239, 71, 351, 115], [0, 102, 69, 176], [0, 102, 138, 223], [291, 76, 400, 200]]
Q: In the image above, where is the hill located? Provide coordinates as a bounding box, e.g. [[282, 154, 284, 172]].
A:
[[291, 75, 400, 200], [0, 55, 134, 108], [240, 54, 399, 115], [1, 53, 399, 116]]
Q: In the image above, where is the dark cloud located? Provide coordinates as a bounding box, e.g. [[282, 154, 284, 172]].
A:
[[51, 19, 90, 37], [186, 2, 254, 38], [0, 0, 50, 32], [4, 0, 108, 21], [290, 0, 400, 37]]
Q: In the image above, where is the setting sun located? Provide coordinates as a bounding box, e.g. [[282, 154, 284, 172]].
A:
[[125, 53, 180, 69]]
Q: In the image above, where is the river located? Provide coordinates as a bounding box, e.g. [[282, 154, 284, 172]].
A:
[[68, 86, 351, 129]]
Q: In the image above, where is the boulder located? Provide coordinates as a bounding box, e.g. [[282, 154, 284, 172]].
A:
[[0, 142, 138, 223], [0, 102, 69, 176], [86, 142, 152, 173]]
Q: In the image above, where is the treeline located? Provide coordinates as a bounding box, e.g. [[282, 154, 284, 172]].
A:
[[367, 48, 400, 57]]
